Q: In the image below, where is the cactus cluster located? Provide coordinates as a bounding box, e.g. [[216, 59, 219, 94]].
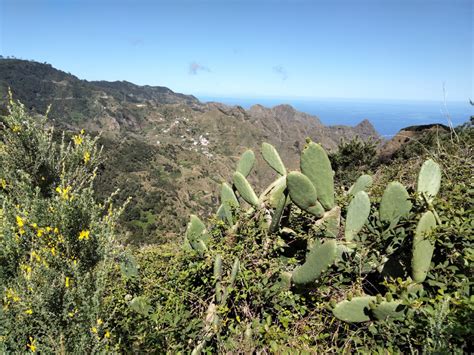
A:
[[184, 140, 442, 325]]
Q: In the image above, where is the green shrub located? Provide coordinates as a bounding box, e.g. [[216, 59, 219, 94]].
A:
[[0, 94, 126, 352], [329, 136, 379, 186]]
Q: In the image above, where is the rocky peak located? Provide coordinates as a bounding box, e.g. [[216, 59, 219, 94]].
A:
[[354, 119, 379, 139]]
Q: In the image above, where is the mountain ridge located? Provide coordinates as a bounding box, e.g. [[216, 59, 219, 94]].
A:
[[0, 58, 380, 243]]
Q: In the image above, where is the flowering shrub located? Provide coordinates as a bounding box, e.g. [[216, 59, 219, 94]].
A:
[[0, 93, 125, 352]]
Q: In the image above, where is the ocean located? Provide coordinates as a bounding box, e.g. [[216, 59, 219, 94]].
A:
[[197, 96, 473, 138]]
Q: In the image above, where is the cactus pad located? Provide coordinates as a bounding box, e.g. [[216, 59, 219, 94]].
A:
[[417, 159, 441, 203], [236, 149, 255, 177], [332, 296, 376, 323], [221, 182, 239, 225], [411, 211, 436, 283], [314, 206, 341, 238], [348, 174, 373, 197], [300, 141, 335, 210], [371, 300, 405, 321], [261, 142, 286, 176], [292, 240, 337, 285], [379, 182, 412, 224], [233, 171, 259, 207], [287, 171, 324, 217], [229, 258, 240, 286], [266, 175, 287, 208], [185, 215, 209, 251], [269, 190, 287, 233], [345, 191, 371, 242]]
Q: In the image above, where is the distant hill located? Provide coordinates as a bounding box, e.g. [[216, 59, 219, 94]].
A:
[[0, 59, 380, 244]]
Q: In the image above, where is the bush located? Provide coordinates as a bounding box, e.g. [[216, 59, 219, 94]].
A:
[[329, 137, 379, 186], [0, 94, 126, 352]]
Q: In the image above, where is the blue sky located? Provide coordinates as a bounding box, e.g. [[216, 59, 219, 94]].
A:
[[1, 0, 472, 101]]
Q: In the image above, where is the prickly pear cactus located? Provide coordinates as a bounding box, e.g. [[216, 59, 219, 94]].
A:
[[314, 206, 341, 238], [261, 142, 286, 176], [344, 191, 371, 242], [292, 240, 338, 286], [332, 296, 376, 323], [269, 190, 287, 233], [220, 182, 239, 225], [371, 299, 405, 321], [411, 211, 436, 283], [287, 171, 325, 217], [233, 171, 259, 207], [348, 174, 373, 197], [236, 149, 255, 177], [300, 140, 335, 210], [379, 182, 412, 225], [185, 215, 209, 252], [417, 159, 441, 203], [214, 255, 223, 303]]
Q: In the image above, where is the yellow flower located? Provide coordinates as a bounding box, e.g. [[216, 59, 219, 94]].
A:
[[12, 125, 21, 133], [56, 186, 72, 201], [16, 215, 24, 227], [30, 251, 41, 262], [20, 264, 32, 278], [31, 251, 41, 262], [80, 129, 85, 135], [83, 151, 91, 164], [46, 226, 52, 232], [27, 337, 36, 352], [97, 318, 103, 325], [73, 134, 83, 146], [50, 247, 56, 256], [25, 309, 33, 315], [78, 230, 90, 241], [53, 227, 59, 234], [1, 178, 6, 189], [37, 228, 44, 237], [30, 223, 38, 229], [65, 276, 70, 288], [91, 327, 98, 334], [104, 330, 111, 339]]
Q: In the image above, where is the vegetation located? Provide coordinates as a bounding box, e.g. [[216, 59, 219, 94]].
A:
[[0, 95, 126, 352], [1, 97, 472, 353]]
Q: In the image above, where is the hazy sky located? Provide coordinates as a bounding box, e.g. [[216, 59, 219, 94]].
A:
[[1, 0, 472, 101]]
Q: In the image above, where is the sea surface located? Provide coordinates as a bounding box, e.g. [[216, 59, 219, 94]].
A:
[[197, 96, 473, 138]]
